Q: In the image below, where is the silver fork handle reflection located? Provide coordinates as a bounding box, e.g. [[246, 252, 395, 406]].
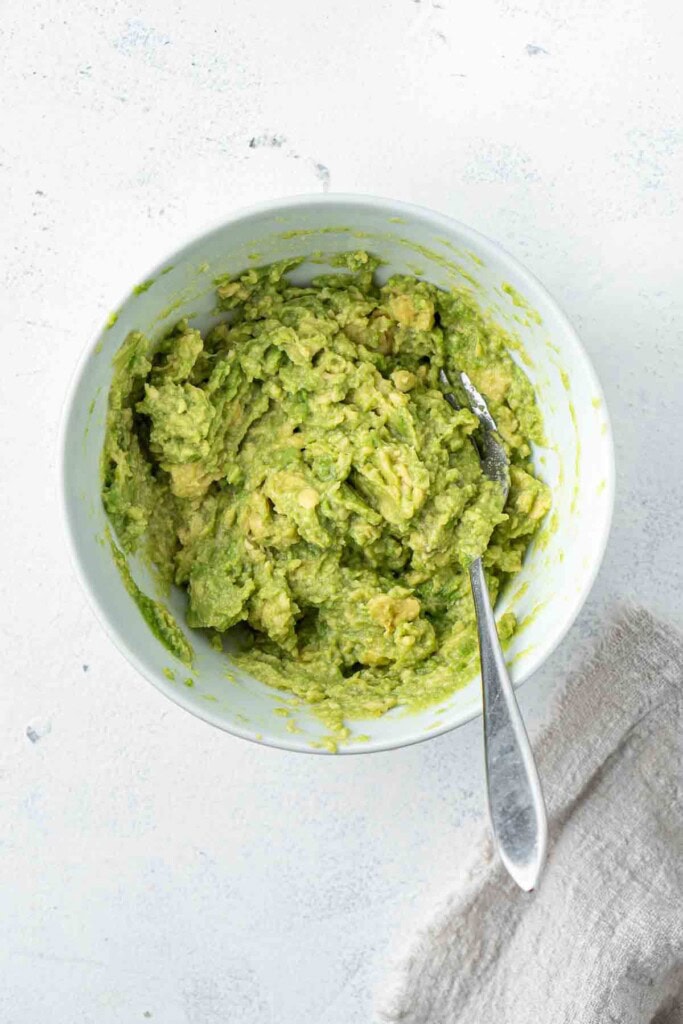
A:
[[469, 556, 548, 891]]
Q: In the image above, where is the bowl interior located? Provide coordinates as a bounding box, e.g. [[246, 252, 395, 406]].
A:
[[62, 196, 613, 753]]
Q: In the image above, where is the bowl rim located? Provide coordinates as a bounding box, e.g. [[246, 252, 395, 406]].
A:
[[58, 192, 616, 755]]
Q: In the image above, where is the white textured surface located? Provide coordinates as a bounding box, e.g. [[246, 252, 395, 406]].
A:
[[1, 0, 682, 1021]]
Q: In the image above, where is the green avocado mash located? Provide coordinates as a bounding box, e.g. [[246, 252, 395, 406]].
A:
[[102, 251, 550, 731]]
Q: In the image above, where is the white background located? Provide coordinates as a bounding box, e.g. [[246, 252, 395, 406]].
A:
[[2, 0, 683, 1021]]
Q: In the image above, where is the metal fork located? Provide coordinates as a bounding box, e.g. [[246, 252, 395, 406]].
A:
[[440, 368, 548, 891]]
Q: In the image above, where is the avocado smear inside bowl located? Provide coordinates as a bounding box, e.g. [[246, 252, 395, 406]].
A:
[[61, 195, 614, 753]]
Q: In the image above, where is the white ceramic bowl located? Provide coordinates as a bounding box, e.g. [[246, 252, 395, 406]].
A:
[[61, 195, 614, 754]]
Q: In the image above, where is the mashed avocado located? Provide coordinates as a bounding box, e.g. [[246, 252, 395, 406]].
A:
[[102, 252, 550, 731]]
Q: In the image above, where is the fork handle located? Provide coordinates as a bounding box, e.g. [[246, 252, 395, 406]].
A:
[[469, 557, 548, 891]]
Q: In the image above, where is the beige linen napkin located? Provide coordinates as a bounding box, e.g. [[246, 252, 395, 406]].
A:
[[378, 609, 683, 1024]]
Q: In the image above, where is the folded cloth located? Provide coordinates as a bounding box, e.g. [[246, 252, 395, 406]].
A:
[[378, 608, 683, 1024]]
